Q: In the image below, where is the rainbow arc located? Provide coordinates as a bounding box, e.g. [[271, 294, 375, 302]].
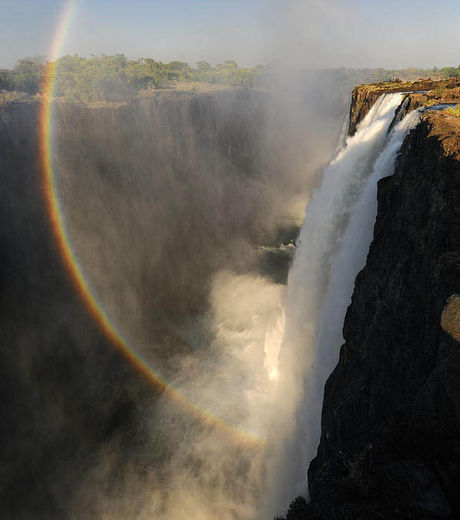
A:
[[39, 0, 263, 447]]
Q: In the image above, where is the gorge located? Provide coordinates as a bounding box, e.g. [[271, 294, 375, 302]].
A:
[[0, 78, 346, 519], [0, 76, 459, 520]]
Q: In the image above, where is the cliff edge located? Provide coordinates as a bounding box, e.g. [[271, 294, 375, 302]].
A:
[[284, 82, 460, 519], [348, 78, 460, 136]]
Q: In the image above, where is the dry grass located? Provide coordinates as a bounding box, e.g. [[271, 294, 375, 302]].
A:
[[432, 82, 448, 97]]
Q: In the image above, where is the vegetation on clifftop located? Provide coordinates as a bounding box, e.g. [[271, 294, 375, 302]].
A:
[[0, 55, 263, 101], [1, 55, 459, 103]]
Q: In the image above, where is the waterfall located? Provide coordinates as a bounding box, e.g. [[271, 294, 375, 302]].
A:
[[268, 94, 421, 517], [314, 107, 422, 391]]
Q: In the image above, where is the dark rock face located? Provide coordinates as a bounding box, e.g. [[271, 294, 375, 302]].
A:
[[347, 87, 383, 137], [0, 102, 154, 519], [286, 113, 460, 518]]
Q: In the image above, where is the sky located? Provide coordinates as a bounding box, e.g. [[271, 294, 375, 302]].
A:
[[0, 0, 459, 69]]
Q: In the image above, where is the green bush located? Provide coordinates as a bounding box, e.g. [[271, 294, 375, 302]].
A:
[[446, 104, 460, 116]]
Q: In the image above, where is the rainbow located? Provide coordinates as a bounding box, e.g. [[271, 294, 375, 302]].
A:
[[39, 0, 263, 447]]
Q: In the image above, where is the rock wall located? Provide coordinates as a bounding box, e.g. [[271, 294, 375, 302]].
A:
[[0, 91, 283, 517], [0, 100, 152, 519], [0, 88, 345, 519], [347, 87, 383, 136], [284, 94, 460, 519]]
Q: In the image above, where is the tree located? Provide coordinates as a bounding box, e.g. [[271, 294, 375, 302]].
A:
[[0, 69, 13, 90], [12, 56, 45, 94], [197, 61, 211, 71]]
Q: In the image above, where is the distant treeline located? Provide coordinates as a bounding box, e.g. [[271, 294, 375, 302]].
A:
[[0, 55, 263, 101], [322, 65, 460, 88], [367, 66, 460, 82], [1, 55, 459, 102]]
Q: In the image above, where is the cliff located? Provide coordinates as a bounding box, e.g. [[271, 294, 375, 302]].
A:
[[0, 90, 278, 517], [0, 87, 347, 518], [348, 78, 460, 136], [284, 83, 460, 519]]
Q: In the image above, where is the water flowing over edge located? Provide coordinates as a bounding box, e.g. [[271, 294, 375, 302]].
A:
[[266, 94, 421, 518]]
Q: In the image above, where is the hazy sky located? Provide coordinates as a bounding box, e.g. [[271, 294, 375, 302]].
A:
[[1, 0, 459, 69]]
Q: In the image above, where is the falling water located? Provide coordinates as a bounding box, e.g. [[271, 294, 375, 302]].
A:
[[266, 94, 422, 517], [315, 107, 422, 389]]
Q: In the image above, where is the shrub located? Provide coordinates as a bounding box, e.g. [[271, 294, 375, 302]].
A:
[[445, 104, 460, 116]]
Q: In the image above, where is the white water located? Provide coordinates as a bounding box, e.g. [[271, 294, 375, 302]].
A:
[[266, 94, 422, 517], [314, 107, 422, 391]]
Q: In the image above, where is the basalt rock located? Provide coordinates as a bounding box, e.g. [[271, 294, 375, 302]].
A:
[[284, 88, 460, 519]]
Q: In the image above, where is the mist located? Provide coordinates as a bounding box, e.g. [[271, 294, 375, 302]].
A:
[[42, 73, 348, 519], [1, 0, 458, 519]]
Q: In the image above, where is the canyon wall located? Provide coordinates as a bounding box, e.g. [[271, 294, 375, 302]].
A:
[[285, 90, 460, 520], [0, 86, 345, 519]]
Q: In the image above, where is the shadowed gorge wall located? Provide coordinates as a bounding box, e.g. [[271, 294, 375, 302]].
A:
[[0, 82, 347, 519], [0, 101, 154, 519], [51, 89, 340, 372]]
